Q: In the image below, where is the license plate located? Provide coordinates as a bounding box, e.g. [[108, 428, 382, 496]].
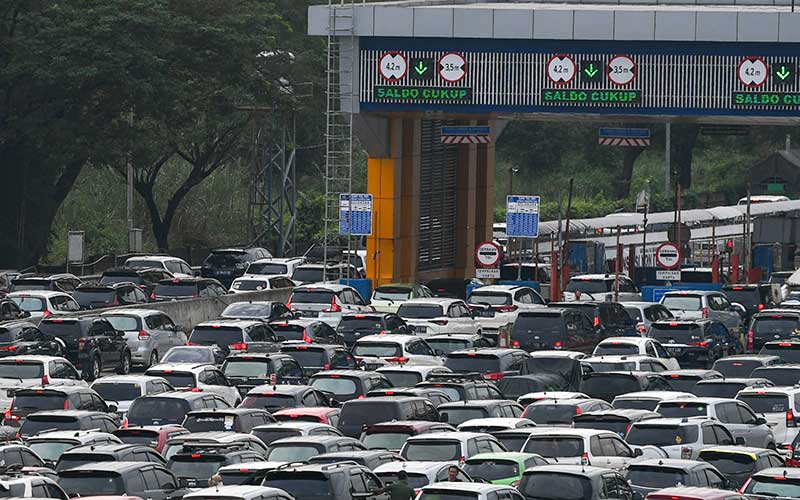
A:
[[302, 311, 319, 318], [217, 271, 232, 276], [480, 310, 496, 318]]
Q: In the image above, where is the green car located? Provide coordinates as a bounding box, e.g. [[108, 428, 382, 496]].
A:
[[463, 452, 548, 486]]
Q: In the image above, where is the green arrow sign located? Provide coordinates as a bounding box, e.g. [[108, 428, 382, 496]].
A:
[[415, 60, 428, 75], [584, 63, 599, 78], [777, 66, 791, 80]]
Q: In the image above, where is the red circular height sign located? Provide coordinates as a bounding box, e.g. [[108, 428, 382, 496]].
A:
[[656, 242, 682, 270], [475, 241, 502, 268]]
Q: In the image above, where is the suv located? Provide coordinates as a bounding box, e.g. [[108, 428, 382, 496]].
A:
[[400, 431, 507, 461], [698, 446, 785, 489], [57, 461, 186, 500], [113, 425, 189, 453], [251, 421, 342, 446], [240, 384, 334, 412], [648, 487, 747, 500], [519, 465, 632, 500], [28, 429, 122, 467], [660, 291, 744, 334], [310, 370, 392, 403], [99, 266, 173, 294], [523, 398, 612, 426], [438, 400, 524, 427], [736, 385, 800, 447], [581, 371, 672, 402], [0, 356, 84, 414], [265, 435, 366, 462], [7, 291, 80, 319], [622, 302, 674, 335], [740, 467, 800, 499], [182, 408, 274, 433], [71, 282, 149, 310], [221, 301, 295, 322], [263, 462, 387, 500], [337, 396, 439, 438], [0, 469, 69, 499], [611, 391, 697, 411], [201, 247, 272, 287], [444, 348, 529, 380], [512, 308, 596, 353], [593, 337, 680, 369], [626, 418, 736, 459], [145, 363, 240, 405], [694, 377, 773, 399], [190, 320, 280, 357], [563, 274, 640, 302], [245, 257, 305, 277], [10, 273, 81, 294], [308, 450, 403, 470], [55, 443, 165, 471], [151, 277, 227, 301], [662, 369, 724, 393], [281, 344, 358, 375], [20, 410, 118, 437], [270, 319, 341, 345], [549, 301, 638, 338], [759, 340, 800, 364], [0, 321, 62, 358], [748, 310, 800, 352], [572, 409, 660, 437], [425, 333, 493, 354], [336, 313, 410, 347], [626, 459, 730, 496], [419, 483, 524, 500], [185, 485, 294, 500], [230, 275, 296, 294], [353, 335, 443, 366], [751, 364, 800, 386], [417, 374, 505, 402], [222, 353, 305, 393], [712, 355, 783, 378], [648, 320, 739, 368], [161, 431, 268, 460], [288, 284, 372, 327], [398, 298, 481, 336], [125, 392, 230, 427], [38, 316, 131, 380], [521, 428, 649, 469], [5, 386, 115, 427], [101, 309, 187, 369], [371, 284, 434, 313], [724, 284, 780, 320], [168, 444, 265, 488], [467, 285, 546, 333], [361, 421, 455, 452], [376, 365, 452, 388], [125, 255, 193, 278]]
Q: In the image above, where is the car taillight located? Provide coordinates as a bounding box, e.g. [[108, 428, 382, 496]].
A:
[[78, 338, 87, 351], [637, 323, 646, 333], [702, 307, 709, 318], [150, 292, 156, 300], [483, 372, 505, 381], [788, 409, 797, 428], [758, 303, 765, 311], [41, 375, 49, 385], [511, 340, 520, 348], [357, 395, 365, 399], [122, 415, 128, 429], [386, 357, 409, 364], [581, 452, 590, 465], [323, 363, 330, 370], [378, 330, 389, 335], [575, 406, 582, 415], [748, 330, 754, 351], [496, 305, 518, 312], [42, 310, 52, 318], [690, 340, 711, 347], [229, 343, 248, 351], [286, 295, 293, 310], [138, 330, 150, 340], [431, 319, 448, 326], [323, 296, 342, 313], [681, 446, 692, 459], [554, 341, 563, 349], [593, 317, 600, 328], [786, 458, 800, 468], [0, 346, 17, 352], [302, 330, 313, 343], [63, 398, 69, 410]]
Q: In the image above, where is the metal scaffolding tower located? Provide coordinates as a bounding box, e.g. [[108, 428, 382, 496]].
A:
[[323, 0, 356, 271]]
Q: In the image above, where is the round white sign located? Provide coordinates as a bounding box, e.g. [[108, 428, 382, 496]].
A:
[[438, 53, 467, 83], [607, 55, 637, 86], [656, 242, 682, 270], [547, 54, 576, 85], [738, 56, 768, 88], [378, 52, 407, 82], [475, 241, 502, 268]]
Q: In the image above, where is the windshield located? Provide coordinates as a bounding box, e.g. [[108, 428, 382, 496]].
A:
[[127, 397, 189, 425], [102, 315, 141, 331], [0, 362, 44, 379], [468, 292, 511, 306], [311, 377, 358, 396], [464, 459, 520, 481], [426, 339, 471, 355], [264, 475, 334, 500], [379, 371, 423, 387], [338, 317, 383, 332], [445, 354, 501, 373], [649, 324, 703, 344], [162, 348, 214, 364], [241, 394, 297, 411], [714, 359, 761, 377], [223, 359, 273, 378], [626, 425, 698, 447], [147, 371, 195, 389], [92, 382, 141, 402], [753, 317, 799, 335], [402, 441, 461, 461], [524, 404, 578, 425], [753, 368, 800, 386], [694, 382, 746, 399], [593, 343, 640, 356], [566, 279, 611, 294], [656, 402, 709, 418], [267, 444, 320, 462], [222, 303, 271, 319], [661, 296, 702, 311], [699, 451, 756, 475], [29, 441, 75, 462], [374, 287, 412, 301], [520, 473, 592, 500], [523, 437, 584, 457], [190, 326, 243, 348], [737, 394, 790, 413], [627, 468, 689, 489], [170, 456, 225, 479], [292, 268, 324, 283], [13, 392, 67, 411], [398, 304, 443, 319], [247, 263, 287, 275], [364, 431, 411, 450], [292, 291, 334, 304], [9, 296, 45, 312], [744, 477, 800, 498], [439, 407, 488, 426], [183, 415, 237, 432], [59, 474, 123, 496], [153, 284, 196, 297], [353, 342, 402, 358], [376, 472, 430, 489], [252, 429, 301, 446]]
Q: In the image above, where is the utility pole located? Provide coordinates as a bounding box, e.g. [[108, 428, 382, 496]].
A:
[[560, 178, 574, 299], [745, 184, 752, 283], [127, 110, 134, 251], [665, 123, 672, 194]]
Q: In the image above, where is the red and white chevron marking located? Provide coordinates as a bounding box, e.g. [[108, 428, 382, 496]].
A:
[[598, 137, 651, 147], [441, 135, 491, 144]]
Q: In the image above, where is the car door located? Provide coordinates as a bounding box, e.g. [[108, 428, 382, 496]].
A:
[[736, 401, 771, 447], [651, 340, 681, 370], [716, 402, 749, 444], [51, 360, 83, 386], [21, 326, 53, 356], [594, 436, 628, 470], [714, 294, 741, 332]]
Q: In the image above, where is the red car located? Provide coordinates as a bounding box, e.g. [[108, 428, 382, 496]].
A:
[[272, 407, 341, 427], [113, 425, 188, 453]]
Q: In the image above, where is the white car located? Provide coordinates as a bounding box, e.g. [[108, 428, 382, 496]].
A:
[[400, 431, 506, 462], [457, 418, 536, 433], [145, 362, 241, 406], [517, 391, 590, 407], [398, 298, 481, 336], [124, 255, 194, 278], [90, 374, 174, 415], [467, 285, 546, 332], [737, 385, 800, 447], [621, 301, 675, 335], [7, 291, 80, 319], [245, 257, 306, 278], [611, 390, 696, 411], [353, 335, 444, 366], [376, 365, 452, 387], [251, 421, 342, 446], [184, 485, 293, 500], [563, 274, 640, 302], [229, 275, 297, 294], [593, 337, 680, 370], [371, 284, 434, 314], [374, 461, 472, 490], [288, 283, 372, 327], [582, 355, 670, 373], [0, 355, 86, 412], [417, 483, 524, 500]]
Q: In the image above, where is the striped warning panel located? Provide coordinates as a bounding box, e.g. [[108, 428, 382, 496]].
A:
[[598, 137, 651, 146], [441, 135, 491, 144]]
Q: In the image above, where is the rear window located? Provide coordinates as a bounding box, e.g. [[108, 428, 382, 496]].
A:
[[264, 473, 334, 500], [9, 296, 46, 312], [426, 338, 471, 355], [102, 315, 142, 332], [593, 342, 640, 356], [189, 326, 243, 347], [743, 475, 800, 498], [464, 458, 520, 481], [402, 440, 461, 461], [247, 263, 287, 275], [418, 490, 478, 500], [626, 424, 698, 447], [72, 289, 116, 305], [127, 259, 164, 269], [266, 444, 321, 462], [737, 394, 790, 413], [445, 353, 501, 373], [58, 473, 124, 497], [353, 342, 402, 358], [724, 288, 762, 308], [699, 451, 757, 475], [100, 274, 141, 285], [114, 429, 160, 447], [282, 347, 327, 367], [713, 359, 762, 377], [379, 371, 423, 387], [271, 324, 306, 341], [752, 368, 800, 386], [373, 287, 412, 301], [92, 382, 142, 402], [520, 473, 592, 500], [661, 295, 702, 311], [127, 397, 190, 425], [21, 415, 79, 436], [581, 374, 641, 400], [760, 345, 800, 363], [0, 361, 44, 379], [241, 393, 297, 411], [364, 430, 412, 450], [627, 467, 689, 490], [222, 358, 274, 378], [38, 320, 83, 339], [468, 292, 511, 306], [612, 398, 658, 411], [439, 407, 490, 426], [566, 279, 611, 294], [311, 376, 358, 396], [58, 453, 114, 470], [153, 283, 197, 297], [205, 252, 246, 268], [523, 437, 584, 457], [572, 416, 630, 437], [13, 392, 66, 411], [649, 323, 704, 344], [291, 268, 324, 283], [222, 303, 272, 319], [656, 402, 709, 418], [753, 316, 800, 335], [375, 472, 429, 489], [251, 428, 301, 445], [340, 402, 401, 427], [11, 280, 50, 292], [524, 404, 578, 425], [183, 414, 237, 432], [398, 304, 443, 319], [170, 455, 226, 480], [513, 313, 563, 339], [147, 371, 196, 389], [337, 317, 383, 331], [694, 382, 747, 399], [291, 291, 335, 304], [585, 361, 636, 373]]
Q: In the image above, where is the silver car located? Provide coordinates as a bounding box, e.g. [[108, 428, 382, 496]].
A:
[[660, 291, 744, 335], [101, 309, 187, 368]]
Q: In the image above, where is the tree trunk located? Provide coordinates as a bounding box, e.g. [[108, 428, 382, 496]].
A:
[[617, 147, 645, 198]]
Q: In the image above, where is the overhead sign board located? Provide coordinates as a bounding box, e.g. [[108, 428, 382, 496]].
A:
[[339, 193, 373, 236], [656, 242, 682, 270], [506, 195, 540, 238], [476, 241, 502, 268]]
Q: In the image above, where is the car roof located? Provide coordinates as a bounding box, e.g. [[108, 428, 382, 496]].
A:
[[26, 410, 107, 418], [100, 309, 161, 318], [449, 348, 527, 357], [575, 409, 660, 419], [696, 377, 772, 385], [311, 370, 377, 379], [698, 445, 779, 457], [377, 366, 451, 375], [346, 396, 427, 404], [168, 431, 258, 443], [614, 391, 696, 400], [57, 461, 154, 474], [522, 464, 610, 477], [470, 285, 529, 294], [28, 430, 120, 442], [66, 443, 146, 454], [355, 335, 420, 344], [630, 458, 708, 469], [439, 400, 513, 409], [8, 291, 71, 298], [656, 397, 730, 405], [253, 422, 333, 431], [632, 418, 709, 427], [401, 298, 461, 306], [187, 408, 267, 416], [365, 421, 451, 431], [184, 485, 290, 500], [17, 385, 93, 394], [147, 363, 211, 373], [295, 283, 353, 292], [272, 407, 338, 417], [459, 418, 532, 427], [599, 337, 649, 346], [407, 431, 493, 441], [127, 255, 185, 263], [136, 391, 208, 401], [374, 461, 453, 474], [751, 467, 800, 479], [269, 435, 357, 445], [92, 375, 168, 384], [421, 482, 519, 494], [738, 386, 800, 395], [466, 452, 538, 462], [246, 384, 313, 395]]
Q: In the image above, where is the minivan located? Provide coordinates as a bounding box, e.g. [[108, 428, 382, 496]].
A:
[[512, 309, 596, 353]]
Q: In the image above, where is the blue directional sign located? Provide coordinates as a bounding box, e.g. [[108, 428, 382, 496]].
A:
[[339, 193, 373, 236], [506, 195, 540, 238]]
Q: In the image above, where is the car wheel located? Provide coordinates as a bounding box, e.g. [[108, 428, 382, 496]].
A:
[[117, 351, 131, 375], [88, 356, 101, 381], [148, 350, 159, 368]]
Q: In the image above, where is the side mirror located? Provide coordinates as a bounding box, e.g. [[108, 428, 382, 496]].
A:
[[276, 335, 287, 343], [440, 413, 449, 423], [21, 311, 30, 318], [108, 404, 118, 413], [633, 447, 643, 457], [755, 417, 767, 426], [735, 437, 746, 446], [116, 330, 126, 337]]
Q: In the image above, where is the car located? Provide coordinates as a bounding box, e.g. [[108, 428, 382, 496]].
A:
[[290, 263, 364, 286], [99, 267, 173, 294], [416, 374, 505, 402], [647, 487, 747, 500], [262, 462, 387, 500], [457, 418, 535, 433], [112, 425, 188, 453], [182, 408, 275, 433], [424, 333, 493, 355], [549, 301, 639, 338], [500, 263, 552, 283], [124, 255, 194, 278], [622, 302, 675, 335], [0, 321, 63, 358], [511, 308, 597, 353], [215, 464, 287, 486], [221, 353, 306, 394], [188, 319, 280, 357], [101, 310, 187, 369], [184, 485, 294, 500], [759, 340, 800, 363], [38, 316, 131, 380], [0, 356, 85, 413], [360, 421, 455, 452], [264, 435, 366, 462], [611, 391, 697, 411], [4, 386, 116, 427], [444, 348, 529, 380], [626, 417, 736, 459], [287, 284, 372, 327], [463, 451, 546, 485], [521, 427, 660, 469], [517, 391, 590, 407], [788, 430, 800, 466], [125, 391, 230, 427], [712, 355, 783, 378], [337, 396, 439, 438], [438, 400, 524, 427], [200, 247, 272, 287], [397, 298, 481, 336], [655, 397, 775, 448], [145, 363, 240, 406], [626, 459, 730, 496], [374, 461, 471, 490], [271, 406, 341, 426], [697, 446, 786, 489], [221, 301, 295, 323], [400, 431, 507, 461], [417, 481, 525, 500], [740, 467, 800, 499], [251, 421, 342, 446], [161, 345, 224, 365], [371, 284, 434, 313], [736, 385, 800, 447], [168, 444, 265, 488], [0, 443, 45, 468], [27, 429, 123, 468], [572, 409, 660, 437], [0, 297, 29, 321], [747, 310, 800, 352], [581, 371, 673, 402], [160, 431, 268, 460], [20, 410, 119, 437], [307, 450, 403, 470], [150, 277, 227, 301], [593, 336, 681, 370], [518, 465, 633, 500], [10, 273, 81, 294], [467, 285, 546, 335], [693, 377, 774, 399], [269, 319, 342, 345], [660, 291, 744, 335], [375, 365, 452, 387], [7, 291, 80, 319], [0, 468, 69, 499], [71, 282, 149, 310], [648, 320, 740, 368], [750, 364, 800, 386], [240, 384, 335, 412], [581, 355, 670, 373], [336, 313, 410, 347], [662, 369, 725, 393], [724, 283, 781, 320], [309, 370, 391, 403], [229, 275, 296, 294], [353, 335, 443, 366], [280, 343, 358, 375], [563, 274, 640, 302], [522, 398, 612, 426], [57, 461, 187, 500], [55, 443, 165, 471], [245, 257, 306, 278]]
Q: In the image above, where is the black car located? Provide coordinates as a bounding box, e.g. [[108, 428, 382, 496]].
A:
[[367, 387, 452, 407], [444, 348, 529, 380], [200, 247, 272, 287], [262, 462, 385, 500], [438, 399, 523, 426], [5, 386, 115, 426], [698, 446, 786, 489], [0, 321, 62, 357], [751, 364, 800, 386], [760, 340, 800, 363], [748, 310, 800, 352], [416, 374, 505, 402], [270, 319, 342, 345], [222, 353, 306, 394], [11, 273, 81, 294], [512, 308, 597, 353], [337, 396, 439, 438], [99, 266, 173, 295], [38, 316, 132, 380], [71, 282, 149, 310], [55, 443, 165, 471], [280, 344, 358, 375], [221, 301, 296, 322], [0, 298, 28, 321], [518, 465, 633, 500], [712, 355, 783, 378], [169, 444, 265, 488], [20, 410, 118, 437], [125, 392, 230, 427], [336, 313, 410, 347], [151, 277, 227, 301], [662, 369, 724, 393], [189, 319, 281, 356], [310, 370, 392, 403], [182, 408, 275, 434], [648, 320, 737, 368], [693, 377, 773, 399], [724, 284, 777, 320], [308, 450, 402, 470], [58, 461, 187, 500], [240, 384, 335, 412], [581, 371, 672, 402], [627, 458, 730, 495], [549, 301, 638, 338], [425, 333, 493, 355]]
